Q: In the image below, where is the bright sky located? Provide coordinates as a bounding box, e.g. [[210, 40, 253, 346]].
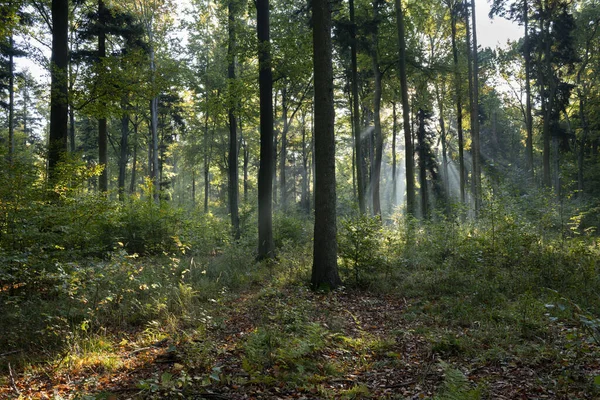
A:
[[476, 0, 523, 49]]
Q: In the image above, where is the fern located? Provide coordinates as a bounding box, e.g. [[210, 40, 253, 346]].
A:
[[434, 361, 482, 400]]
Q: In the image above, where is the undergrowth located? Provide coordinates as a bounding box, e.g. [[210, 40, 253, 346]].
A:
[[1, 164, 599, 398]]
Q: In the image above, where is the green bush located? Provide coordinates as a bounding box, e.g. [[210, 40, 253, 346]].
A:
[[338, 213, 385, 287]]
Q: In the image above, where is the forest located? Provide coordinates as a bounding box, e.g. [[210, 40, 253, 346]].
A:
[[1, 0, 600, 398]]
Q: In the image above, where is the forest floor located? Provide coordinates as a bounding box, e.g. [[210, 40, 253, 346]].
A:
[[2, 277, 600, 399]]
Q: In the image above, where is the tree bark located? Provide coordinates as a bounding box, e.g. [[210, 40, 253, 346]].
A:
[[391, 101, 397, 208], [48, 0, 69, 184], [257, 0, 275, 259], [301, 109, 310, 213], [470, 0, 481, 212], [98, 0, 108, 193], [280, 87, 288, 209], [370, 0, 383, 217], [8, 32, 14, 162], [394, 0, 415, 216], [450, 6, 465, 203], [523, 0, 534, 179], [118, 98, 129, 201], [350, 0, 365, 214], [227, 0, 240, 239], [311, 0, 341, 290], [130, 116, 138, 194]]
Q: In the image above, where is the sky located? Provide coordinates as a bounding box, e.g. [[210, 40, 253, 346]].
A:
[[476, 0, 524, 48]]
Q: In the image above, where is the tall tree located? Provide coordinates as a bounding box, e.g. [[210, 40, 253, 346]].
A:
[[349, 0, 365, 214], [257, 0, 275, 259], [48, 0, 69, 184], [370, 0, 384, 217], [530, 0, 577, 190], [490, 0, 535, 179], [394, 0, 415, 216], [448, 0, 466, 203], [98, 0, 108, 192], [311, 0, 341, 290], [470, 0, 482, 212], [227, 0, 240, 239]]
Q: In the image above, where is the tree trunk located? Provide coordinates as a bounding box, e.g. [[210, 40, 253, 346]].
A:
[[243, 138, 249, 203], [394, 0, 415, 216], [130, 116, 138, 194], [370, 0, 383, 217], [350, 0, 365, 214], [280, 87, 288, 209], [301, 109, 310, 213], [523, 0, 534, 179], [391, 101, 397, 209], [435, 84, 449, 197], [417, 109, 428, 219], [470, 0, 481, 212], [450, 6, 466, 203], [118, 98, 129, 201], [257, 0, 275, 259], [228, 0, 240, 238], [98, 0, 108, 193], [311, 0, 341, 290], [8, 33, 14, 162], [48, 0, 69, 184]]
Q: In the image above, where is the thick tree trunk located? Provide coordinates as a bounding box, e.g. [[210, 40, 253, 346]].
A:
[[394, 0, 415, 216], [350, 0, 365, 214], [48, 0, 69, 184], [311, 0, 341, 290], [257, 0, 275, 259], [227, 0, 239, 239]]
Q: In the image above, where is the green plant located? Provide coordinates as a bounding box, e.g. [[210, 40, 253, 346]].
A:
[[338, 213, 384, 287], [434, 361, 482, 400]]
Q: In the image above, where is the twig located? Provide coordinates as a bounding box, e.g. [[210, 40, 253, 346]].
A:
[[8, 362, 21, 396], [0, 349, 23, 357], [128, 346, 153, 356]]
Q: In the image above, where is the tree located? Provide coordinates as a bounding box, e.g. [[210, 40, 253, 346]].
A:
[[394, 0, 415, 216], [349, 0, 365, 214], [490, 0, 534, 180], [257, 0, 275, 259], [98, 0, 108, 192], [447, 0, 467, 204], [48, 0, 69, 185], [469, 0, 482, 212], [311, 0, 341, 290], [530, 0, 577, 190], [369, 0, 384, 218], [227, 0, 240, 239]]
